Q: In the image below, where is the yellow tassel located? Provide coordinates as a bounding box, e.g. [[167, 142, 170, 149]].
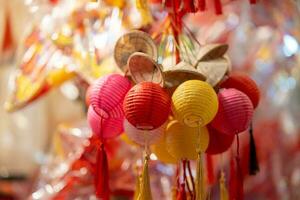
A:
[[219, 171, 229, 200], [195, 152, 206, 200], [171, 187, 177, 200], [138, 155, 152, 200], [134, 173, 141, 200], [136, 0, 153, 25]]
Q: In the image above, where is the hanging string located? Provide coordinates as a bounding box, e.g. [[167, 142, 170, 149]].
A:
[[249, 122, 260, 175]]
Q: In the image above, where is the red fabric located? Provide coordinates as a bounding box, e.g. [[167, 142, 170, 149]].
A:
[[95, 144, 110, 200], [206, 125, 234, 154], [220, 72, 260, 109], [123, 82, 171, 130], [214, 0, 222, 15], [211, 89, 254, 135]]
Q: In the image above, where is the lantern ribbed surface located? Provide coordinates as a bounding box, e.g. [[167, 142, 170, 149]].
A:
[[123, 82, 171, 130], [220, 72, 260, 108], [87, 106, 124, 139], [152, 136, 178, 164], [90, 74, 131, 119], [206, 125, 234, 155], [211, 88, 254, 135], [165, 120, 209, 161], [172, 80, 218, 127], [124, 119, 164, 146]]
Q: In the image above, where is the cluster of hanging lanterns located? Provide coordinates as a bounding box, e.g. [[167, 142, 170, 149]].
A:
[[86, 30, 261, 200]]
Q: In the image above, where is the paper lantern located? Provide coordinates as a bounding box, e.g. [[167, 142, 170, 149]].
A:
[[165, 120, 209, 161], [124, 119, 164, 146], [172, 80, 218, 127], [90, 74, 131, 119], [152, 135, 177, 164], [211, 88, 254, 135], [87, 106, 124, 139], [220, 72, 260, 108], [206, 125, 234, 155], [123, 82, 171, 130]]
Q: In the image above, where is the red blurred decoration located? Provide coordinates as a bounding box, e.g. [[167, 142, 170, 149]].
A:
[[85, 86, 92, 107], [214, 0, 222, 14], [220, 72, 260, 109], [123, 82, 171, 130], [206, 125, 235, 155], [211, 88, 254, 135], [2, 13, 14, 52], [49, 0, 59, 5]]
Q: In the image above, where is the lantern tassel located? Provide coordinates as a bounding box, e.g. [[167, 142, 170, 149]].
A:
[[134, 173, 141, 200], [219, 171, 229, 200], [235, 135, 244, 200], [177, 183, 187, 200], [138, 155, 152, 200], [195, 153, 206, 200], [214, 0, 223, 15], [198, 0, 206, 11], [95, 143, 110, 200], [249, 123, 259, 175], [249, 0, 257, 4], [229, 154, 236, 200], [206, 154, 215, 185]]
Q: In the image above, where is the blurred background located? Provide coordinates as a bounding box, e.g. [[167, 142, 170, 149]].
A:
[[1, 0, 300, 199]]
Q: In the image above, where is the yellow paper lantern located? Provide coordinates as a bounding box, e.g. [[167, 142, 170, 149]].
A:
[[152, 135, 177, 164], [165, 120, 209, 161], [172, 80, 218, 127]]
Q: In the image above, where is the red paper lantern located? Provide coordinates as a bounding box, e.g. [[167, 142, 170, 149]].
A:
[[206, 125, 234, 155], [220, 72, 260, 109], [211, 88, 254, 135], [89, 74, 131, 119], [123, 82, 171, 130]]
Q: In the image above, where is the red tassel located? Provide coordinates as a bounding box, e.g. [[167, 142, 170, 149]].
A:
[[214, 0, 223, 15], [229, 155, 236, 200], [206, 154, 215, 185], [95, 143, 110, 200], [177, 183, 187, 200], [235, 156, 244, 200], [249, 0, 257, 4], [183, 0, 196, 13], [198, 0, 206, 11], [2, 13, 14, 52]]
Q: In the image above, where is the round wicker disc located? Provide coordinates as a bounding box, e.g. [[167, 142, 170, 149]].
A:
[[128, 52, 164, 86], [114, 30, 158, 72], [164, 61, 206, 88], [197, 58, 229, 87]]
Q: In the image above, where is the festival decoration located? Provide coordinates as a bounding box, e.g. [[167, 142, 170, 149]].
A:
[[88, 74, 131, 199]]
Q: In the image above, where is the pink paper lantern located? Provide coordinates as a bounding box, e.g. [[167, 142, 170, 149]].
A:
[[124, 119, 165, 146], [87, 106, 124, 139], [89, 74, 131, 119], [211, 88, 254, 135]]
